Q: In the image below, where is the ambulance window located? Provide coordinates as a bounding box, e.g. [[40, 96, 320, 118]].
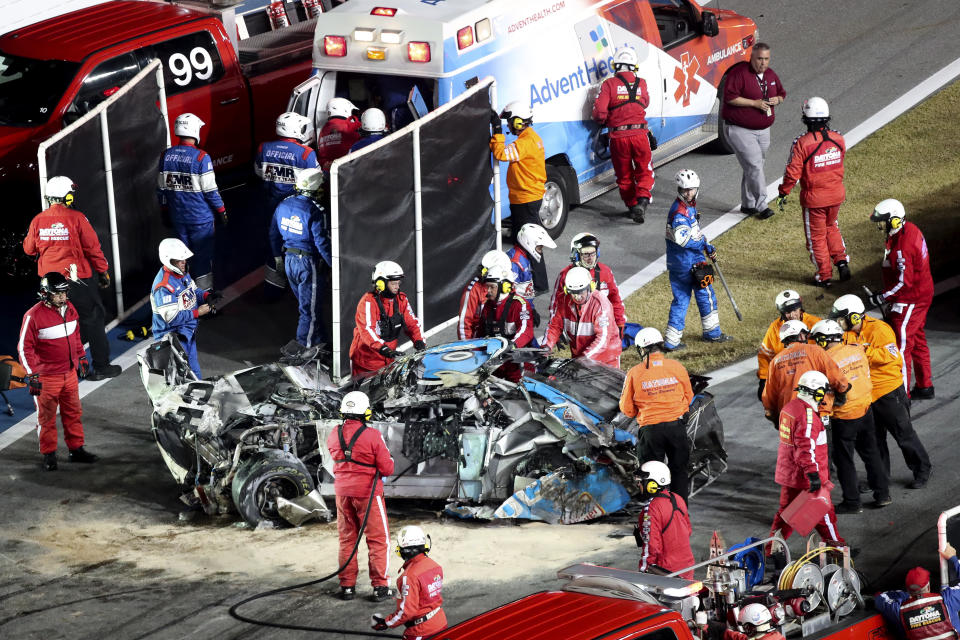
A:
[[602, 1, 657, 44], [650, 0, 697, 50], [66, 53, 140, 121], [137, 31, 226, 97]]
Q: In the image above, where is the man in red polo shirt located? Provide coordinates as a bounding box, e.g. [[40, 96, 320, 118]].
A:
[[722, 43, 787, 219]]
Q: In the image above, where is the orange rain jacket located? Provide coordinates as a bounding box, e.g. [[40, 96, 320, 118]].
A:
[[843, 316, 904, 401], [757, 312, 821, 380], [824, 343, 872, 420], [761, 342, 849, 419], [489, 127, 546, 205], [620, 352, 693, 427]]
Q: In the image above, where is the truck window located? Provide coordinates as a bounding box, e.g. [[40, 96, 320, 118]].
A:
[[636, 629, 679, 640], [66, 52, 140, 121], [650, 0, 698, 50], [137, 31, 226, 97], [0, 53, 79, 126]]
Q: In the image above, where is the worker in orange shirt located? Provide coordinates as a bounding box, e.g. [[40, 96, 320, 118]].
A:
[[776, 97, 850, 287], [830, 294, 931, 489], [757, 290, 820, 400], [810, 319, 890, 513], [490, 101, 547, 292], [620, 327, 694, 501], [761, 320, 849, 422]]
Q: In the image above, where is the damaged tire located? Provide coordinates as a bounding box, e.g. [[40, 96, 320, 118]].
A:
[[231, 450, 314, 527]]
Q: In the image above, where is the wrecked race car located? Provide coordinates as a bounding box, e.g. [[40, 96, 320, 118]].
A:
[[138, 336, 727, 528]]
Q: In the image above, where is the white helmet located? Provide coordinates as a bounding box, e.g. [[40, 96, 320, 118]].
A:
[[738, 603, 773, 632], [564, 266, 593, 295], [372, 260, 404, 285], [500, 100, 533, 123], [570, 232, 600, 264], [675, 169, 700, 203], [613, 47, 639, 70], [276, 111, 313, 142], [830, 294, 866, 326], [775, 289, 803, 315], [480, 249, 512, 276], [638, 460, 671, 491], [340, 390, 371, 417], [810, 319, 844, 347], [635, 327, 664, 349], [327, 97, 356, 119], [802, 96, 830, 119], [517, 223, 556, 262], [778, 319, 809, 343], [174, 112, 204, 140], [483, 264, 514, 297], [870, 198, 906, 234], [397, 524, 427, 548], [159, 237, 193, 275], [360, 108, 387, 133], [296, 167, 325, 193], [797, 370, 830, 403], [46, 176, 76, 202]]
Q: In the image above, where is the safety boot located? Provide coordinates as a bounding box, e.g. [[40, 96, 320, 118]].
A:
[[705, 333, 733, 343], [911, 386, 935, 400], [836, 261, 852, 282], [41, 453, 58, 471], [68, 447, 99, 464], [370, 586, 392, 602], [631, 197, 649, 224], [663, 342, 686, 352], [338, 586, 356, 601]]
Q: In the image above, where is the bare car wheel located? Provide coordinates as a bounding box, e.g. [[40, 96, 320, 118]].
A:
[[231, 450, 314, 527]]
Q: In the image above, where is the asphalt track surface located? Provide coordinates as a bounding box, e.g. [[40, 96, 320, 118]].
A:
[[2, 1, 960, 638]]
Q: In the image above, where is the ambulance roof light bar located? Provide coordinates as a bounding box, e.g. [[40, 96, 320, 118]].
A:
[[354, 28, 376, 42], [324, 35, 347, 57], [380, 29, 404, 44], [371, 7, 397, 17], [407, 41, 431, 63]]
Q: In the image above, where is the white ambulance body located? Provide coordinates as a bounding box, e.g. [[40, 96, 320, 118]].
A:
[[288, 0, 756, 236]]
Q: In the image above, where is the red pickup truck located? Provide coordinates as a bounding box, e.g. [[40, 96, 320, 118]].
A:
[[0, 0, 313, 232]]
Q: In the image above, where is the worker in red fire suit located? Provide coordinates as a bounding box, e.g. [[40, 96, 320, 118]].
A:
[[23, 176, 120, 380], [550, 233, 625, 337], [349, 261, 425, 378], [776, 97, 850, 287], [457, 250, 512, 340], [769, 371, 844, 548], [371, 525, 447, 638], [713, 603, 787, 640], [633, 461, 694, 579], [868, 199, 936, 399], [476, 264, 534, 382], [326, 391, 395, 602], [876, 544, 960, 637], [317, 97, 362, 171], [18, 272, 99, 471], [543, 266, 621, 368], [592, 47, 653, 222]]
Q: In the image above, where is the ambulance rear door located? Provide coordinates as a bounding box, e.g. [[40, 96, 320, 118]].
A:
[[288, 70, 337, 137]]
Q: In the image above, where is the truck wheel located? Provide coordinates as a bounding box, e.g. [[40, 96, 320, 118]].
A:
[[539, 166, 569, 239], [231, 450, 314, 527], [707, 75, 734, 154]]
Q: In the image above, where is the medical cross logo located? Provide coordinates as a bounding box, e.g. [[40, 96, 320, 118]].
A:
[[673, 52, 701, 107], [588, 25, 608, 52]]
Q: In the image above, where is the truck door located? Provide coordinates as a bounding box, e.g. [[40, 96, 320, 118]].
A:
[[136, 29, 252, 170], [288, 71, 337, 136]]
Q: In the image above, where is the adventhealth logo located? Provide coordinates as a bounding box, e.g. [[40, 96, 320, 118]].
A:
[[589, 25, 607, 51], [530, 54, 616, 106]]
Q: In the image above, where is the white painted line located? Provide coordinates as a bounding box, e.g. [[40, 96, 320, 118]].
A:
[[0, 268, 265, 451], [618, 56, 960, 300]]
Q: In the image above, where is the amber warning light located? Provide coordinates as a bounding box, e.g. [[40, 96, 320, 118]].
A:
[[324, 35, 347, 57], [371, 7, 397, 16]]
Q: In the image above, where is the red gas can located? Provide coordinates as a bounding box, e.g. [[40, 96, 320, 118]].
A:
[[267, 1, 290, 30], [781, 487, 832, 536], [302, 0, 324, 18]]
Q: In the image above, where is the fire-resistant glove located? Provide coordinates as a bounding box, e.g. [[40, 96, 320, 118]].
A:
[[413, 340, 427, 351], [806, 472, 822, 494], [27, 374, 42, 396], [489, 109, 503, 135], [867, 292, 885, 310], [757, 379, 766, 402], [379, 345, 401, 359], [77, 355, 90, 380], [97, 271, 110, 289], [370, 614, 388, 631], [706, 245, 717, 261], [777, 194, 788, 212]]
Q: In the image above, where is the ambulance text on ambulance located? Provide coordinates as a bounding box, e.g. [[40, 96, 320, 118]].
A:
[[530, 55, 615, 107]]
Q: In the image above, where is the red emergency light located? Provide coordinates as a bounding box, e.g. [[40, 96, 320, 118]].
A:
[[457, 25, 474, 50], [324, 35, 347, 57], [407, 41, 431, 63], [371, 7, 397, 16]]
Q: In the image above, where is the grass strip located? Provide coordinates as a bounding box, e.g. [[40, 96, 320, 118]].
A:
[[620, 80, 960, 374]]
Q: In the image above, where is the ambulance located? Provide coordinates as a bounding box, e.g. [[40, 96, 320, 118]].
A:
[[288, 0, 757, 237]]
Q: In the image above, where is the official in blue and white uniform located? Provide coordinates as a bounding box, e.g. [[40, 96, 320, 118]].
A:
[[269, 168, 331, 348], [664, 170, 732, 350], [255, 112, 319, 213], [157, 113, 226, 291], [150, 238, 211, 378], [349, 108, 388, 153]]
